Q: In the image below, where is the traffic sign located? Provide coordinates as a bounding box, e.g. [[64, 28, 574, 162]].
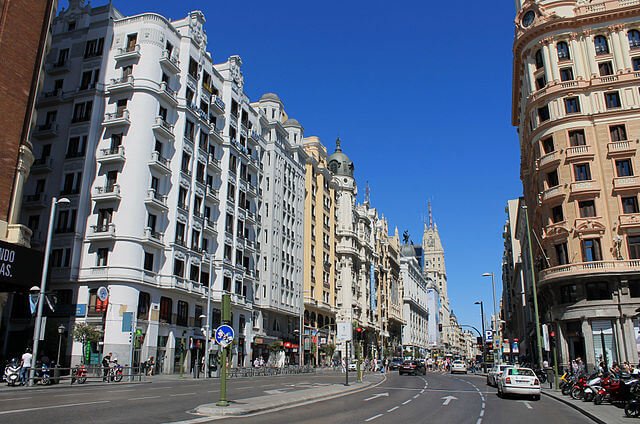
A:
[[214, 324, 235, 347], [485, 330, 493, 342], [97, 286, 109, 302]]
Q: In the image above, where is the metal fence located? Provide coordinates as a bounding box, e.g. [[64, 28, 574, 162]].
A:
[[227, 365, 315, 379]]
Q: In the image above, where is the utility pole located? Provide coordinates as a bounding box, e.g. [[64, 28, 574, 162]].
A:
[[216, 294, 231, 407]]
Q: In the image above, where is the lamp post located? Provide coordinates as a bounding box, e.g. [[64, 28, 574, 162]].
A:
[[29, 196, 69, 385], [474, 301, 487, 373], [482, 272, 499, 364], [56, 324, 65, 366], [522, 204, 544, 371]]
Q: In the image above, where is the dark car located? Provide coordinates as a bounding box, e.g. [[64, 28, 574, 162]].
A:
[[389, 357, 404, 371], [399, 360, 426, 376]]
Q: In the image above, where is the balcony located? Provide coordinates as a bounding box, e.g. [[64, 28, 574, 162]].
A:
[[33, 123, 58, 138], [97, 145, 125, 164], [87, 223, 116, 241], [607, 140, 636, 156], [565, 145, 593, 161], [158, 81, 178, 105], [205, 186, 219, 201], [38, 89, 63, 106], [144, 189, 168, 212], [620, 213, 640, 229], [30, 157, 54, 173], [148, 151, 171, 174], [152, 116, 174, 140], [207, 154, 221, 171], [103, 110, 130, 127], [539, 259, 640, 284], [114, 44, 141, 61], [105, 75, 134, 94], [250, 130, 261, 143], [540, 185, 565, 203], [570, 180, 600, 195], [93, 184, 121, 202], [143, 228, 165, 249], [246, 210, 256, 222], [46, 61, 69, 74], [247, 183, 258, 198], [23, 193, 47, 208], [613, 175, 640, 191], [210, 95, 225, 115], [159, 49, 180, 74], [203, 218, 217, 234]]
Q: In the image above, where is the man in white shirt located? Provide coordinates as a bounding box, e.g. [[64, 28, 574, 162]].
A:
[[20, 348, 33, 385]]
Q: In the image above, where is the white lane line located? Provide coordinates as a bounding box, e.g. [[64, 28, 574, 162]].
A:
[[479, 410, 484, 417], [402, 399, 412, 405], [108, 389, 135, 393], [0, 400, 110, 415], [0, 397, 31, 402], [482, 402, 486, 409], [387, 406, 399, 412], [129, 396, 160, 401], [413, 394, 419, 399], [365, 414, 383, 422], [476, 419, 482, 424], [149, 386, 172, 390], [420, 389, 425, 394], [54, 393, 86, 397], [169, 392, 196, 397]]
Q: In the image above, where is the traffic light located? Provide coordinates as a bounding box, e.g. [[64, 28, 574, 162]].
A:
[[438, 324, 443, 332]]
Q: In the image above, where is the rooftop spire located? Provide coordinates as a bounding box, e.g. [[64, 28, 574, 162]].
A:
[[335, 137, 342, 152], [365, 181, 370, 205], [428, 199, 434, 228]]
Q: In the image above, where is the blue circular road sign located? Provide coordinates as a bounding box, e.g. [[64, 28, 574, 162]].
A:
[[214, 324, 235, 347]]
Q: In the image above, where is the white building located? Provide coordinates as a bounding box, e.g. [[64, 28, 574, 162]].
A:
[[426, 283, 441, 349], [400, 243, 429, 356]]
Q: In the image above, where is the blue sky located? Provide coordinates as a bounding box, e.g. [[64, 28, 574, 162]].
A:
[[61, 1, 522, 334]]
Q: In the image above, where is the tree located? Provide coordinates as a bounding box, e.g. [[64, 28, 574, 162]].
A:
[[72, 323, 102, 364]]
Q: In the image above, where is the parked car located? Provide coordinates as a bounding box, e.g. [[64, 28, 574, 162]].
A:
[[348, 361, 357, 372], [451, 360, 468, 374], [487, 364, 511, 387], [389, 357, 404, 371], [497, 366, 541, 400], [399, 360, 426, 376]]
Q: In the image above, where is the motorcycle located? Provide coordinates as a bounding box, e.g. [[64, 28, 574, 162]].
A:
[[3, 359, 20, 386], [570, 372, 599, 400], [583, 374, 603, 402], [33, 362, 51, 385], [109, 361, 123, 382], [594, 374, 639, 406], [71, 364, 87, 384], [534, 368, 548, 384]]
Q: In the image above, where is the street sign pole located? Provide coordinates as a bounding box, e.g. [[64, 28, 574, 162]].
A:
[[216, 294, 231, 407]]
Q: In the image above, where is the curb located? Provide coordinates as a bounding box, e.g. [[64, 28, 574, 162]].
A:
[[541, 390, 607, 424]]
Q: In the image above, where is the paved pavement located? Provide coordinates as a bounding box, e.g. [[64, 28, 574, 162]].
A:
[[542, 387, 630, 424]]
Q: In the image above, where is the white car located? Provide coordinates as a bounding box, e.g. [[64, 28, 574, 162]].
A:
[[451, 360, 467, 374], [487, 364, 511, 386], [348, 361, 357, 372], [497, 367, 541, 400]]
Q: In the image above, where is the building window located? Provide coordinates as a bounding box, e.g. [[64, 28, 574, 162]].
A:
[[622, 196, 640, 214], [223, 276, 232, 292], [175, 222, 185, 245], [143, 252, 154, 271], [137, 292, 150, 318], [629, 29, 640, 49], [605, 91, 621, 109], [616, 159, 634, 177], [564, 97, 581, 114], [177, 301, 188, 326], [83, 37, 104, 58], [560, 284, 578, 303], [159, 297, 172, 323], [174, 258, 184, 277], [181, 152, 191, 173], [195, 305, 203, 327], [569, 129, 586, 146], [594, 35, 610, 55], [629, 236, 640, 259], [630, 280, 640, 297], [585, 282, 610, 300], [72, 101, 92, 122], [178, 188, 187, 210], [555, 242, 569, 265], [560, 67, 574, 82], [534, 49, 544, 69], [578, 200, 596, 217], [535, 75, 547, 90], [557, 41, 571, 60], [633, 57, 640, 71], [541, 137, 554, 154], [188, 57, 198, 79], [582, 238, 602, 262], [551, 205, 564, 223], [610, 125, 628, 142], [184, 120, 195, 141], [537, 105, 550, 122], [547, 169, 559, 188], [574, 163, 591, 181], [598, 61, 614, 76], [96, 248, 108, 266]]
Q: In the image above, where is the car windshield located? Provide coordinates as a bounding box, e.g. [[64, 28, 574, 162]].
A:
[[403, 361, 416, 365], [508, 368, 535, 376]]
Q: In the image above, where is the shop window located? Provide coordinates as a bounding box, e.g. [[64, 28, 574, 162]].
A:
[[585, 282, 610, 300]]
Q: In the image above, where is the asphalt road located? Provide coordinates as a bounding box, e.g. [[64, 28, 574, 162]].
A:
[[0, 371, 593, 424]]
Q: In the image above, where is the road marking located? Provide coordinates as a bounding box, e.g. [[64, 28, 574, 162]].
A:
[[476, 419, 482, 424], [402, 399, 412, 405], [364, 393, 389, 401], [149, 386, 172, 390], [264, 389, 287, 395], [0, 397, 31, 402], [108, 389, 135, 393], [413, 394, 419, 399], [54, 393, 86, 397], [129, 396, 160, 401], [420, 389, 424, 394], [387, 406, 399, 412], [479, 410, 484, 417], [0, 400, 110, 415], [482, 402, 486, 409], [441, 395, 458, 406], [519, 400, 533, 409], [169, 392, 196, 397], [365, 414, 383, 422]]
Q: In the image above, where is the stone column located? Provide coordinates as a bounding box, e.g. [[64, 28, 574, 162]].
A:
[[558, 321, 570, 369], [541, 41, 554, 84], [570, 34, 586, 79], [544, 40, 560, 83], [583, 32, 599, 78], [609, 27, 625, 71], [623, 316, 638, 364], [8, 144, 34, 225], [617, 27, 632, 70], [582, 319, 595, 371]]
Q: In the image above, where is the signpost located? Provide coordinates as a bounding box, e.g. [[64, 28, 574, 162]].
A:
[[337, 321, 352, 387], [215, 294, 231, 407]]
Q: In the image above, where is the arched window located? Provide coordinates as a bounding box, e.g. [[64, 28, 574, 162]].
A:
[[534, 49, 544, 69], [629, 29, 640, 49], [557, 41, 570, 60], [594, 35, 609, 55]]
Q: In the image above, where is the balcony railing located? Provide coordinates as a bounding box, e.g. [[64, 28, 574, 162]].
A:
[[541, 185, 565, 202], [33, 123, 58, 138], [152, 116, 174, 139], [93, 184, 121, 201], [607, 140, 636, 155], [103, 110, 130, 126], [613, 175, 640, 190], [570, 180, 600, 194], [159, 49, 180, 73], [565, 145, 593, 161], [97, 145, 125, 163], [148, 151, 171, 173], [539, 259, 640, 283], [114, 44, 141, 60]]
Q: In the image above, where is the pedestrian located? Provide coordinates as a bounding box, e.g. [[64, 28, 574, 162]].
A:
[[253, 357, 260, 368], [102, 352, 112, 382], [147, 356, 155, 376], [19, 348, 32, 386], [259, 357, 265, 367], [341, 357, 346, 373]]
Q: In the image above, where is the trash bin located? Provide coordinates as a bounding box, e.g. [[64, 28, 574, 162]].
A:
[[53, 364, 61, 384]]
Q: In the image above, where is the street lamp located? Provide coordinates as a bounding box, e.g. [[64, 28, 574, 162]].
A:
[[56, 324, 65, 366], [474, 301, 487, 373], [482, 272, 499, 364], [29, 196, 69, 385]]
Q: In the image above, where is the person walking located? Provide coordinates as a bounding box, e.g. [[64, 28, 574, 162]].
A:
[[102, 352, 112, 382], [20, 348, 32, 386], [147, 357, 155, 376]]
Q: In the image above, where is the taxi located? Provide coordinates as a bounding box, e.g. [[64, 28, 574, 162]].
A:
[[497, 366, 541, 400]]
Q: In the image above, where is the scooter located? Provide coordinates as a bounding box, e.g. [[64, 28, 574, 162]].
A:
[[583, 373, 603, 402], [3, 359, 20, 386], [33, 362, 51, 385], [71, 364, 87, 384]]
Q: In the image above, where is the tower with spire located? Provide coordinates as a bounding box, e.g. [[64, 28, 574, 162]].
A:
[[422, 200, 451, 351]]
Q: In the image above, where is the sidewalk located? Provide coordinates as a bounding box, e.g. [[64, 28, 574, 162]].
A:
[[542, 388, 628, 424], [194, 372, 386, 418]]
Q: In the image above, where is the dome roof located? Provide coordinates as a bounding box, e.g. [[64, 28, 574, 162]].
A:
[[327, 138, 354, 177], [400, 244, 416, 257], [283, 118, 301, 128], [260, 92, 281, 103]]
